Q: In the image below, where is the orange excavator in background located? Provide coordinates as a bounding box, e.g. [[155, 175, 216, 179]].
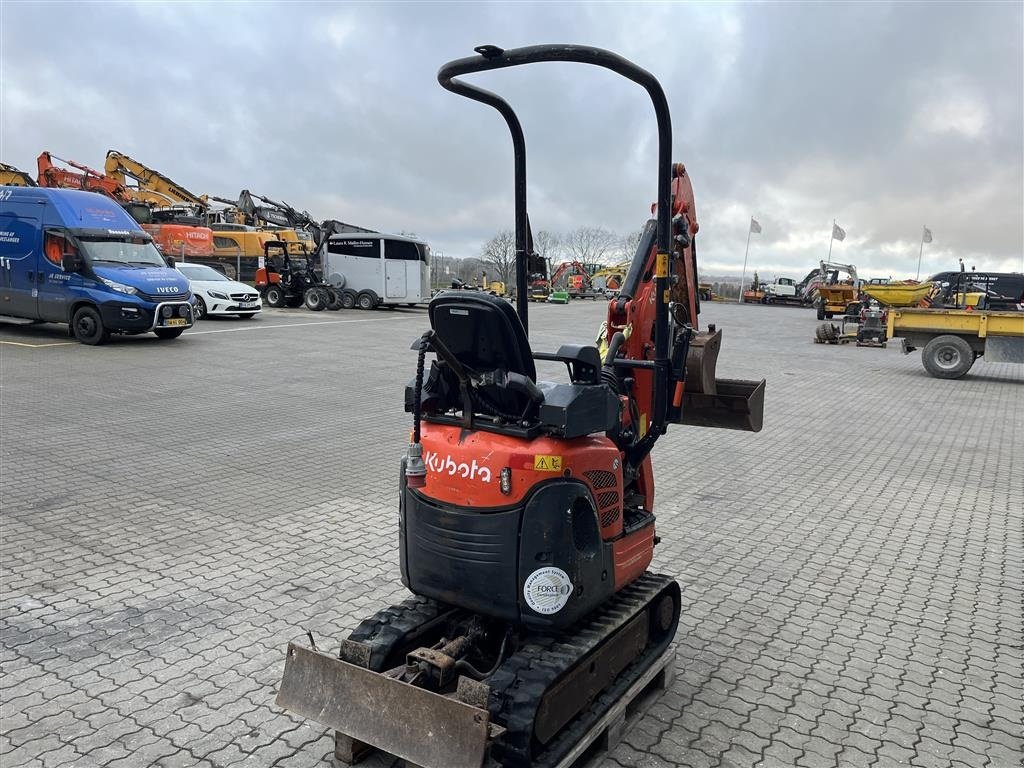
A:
[[1, 162, 39, 187], [549, 259, 590, 295], [37, 152, 127, 198], [37, 152, 213, 261]]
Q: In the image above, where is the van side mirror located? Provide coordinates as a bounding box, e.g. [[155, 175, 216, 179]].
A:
[[61, 253, 83, 273]]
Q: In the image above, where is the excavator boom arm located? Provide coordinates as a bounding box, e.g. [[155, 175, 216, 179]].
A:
[[104, 150, 206, 209]]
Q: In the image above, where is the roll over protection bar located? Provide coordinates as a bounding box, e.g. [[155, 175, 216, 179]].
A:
[[437, 43, 673, 355]]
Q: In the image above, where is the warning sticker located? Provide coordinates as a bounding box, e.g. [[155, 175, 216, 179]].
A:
[[523, 567, 573, 615], [533, 455, 563, 472]]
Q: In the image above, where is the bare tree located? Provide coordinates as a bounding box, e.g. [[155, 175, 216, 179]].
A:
[[480, 230, 516, 285], [562, 226, 618, 266], [615, 229, 644, 263]]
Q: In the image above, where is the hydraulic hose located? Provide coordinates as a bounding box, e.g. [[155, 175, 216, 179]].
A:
[[413, 341, 427, 444], [600, 331, 626, 394]]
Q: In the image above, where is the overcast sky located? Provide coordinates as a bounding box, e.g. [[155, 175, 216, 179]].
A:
[[2, 2, 1021, 278]]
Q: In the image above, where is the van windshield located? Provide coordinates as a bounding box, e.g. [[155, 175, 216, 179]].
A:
[[80, 237, 166, 267]]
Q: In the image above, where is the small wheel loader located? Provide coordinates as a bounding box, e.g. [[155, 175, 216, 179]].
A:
[[277, 43, 767, 768]]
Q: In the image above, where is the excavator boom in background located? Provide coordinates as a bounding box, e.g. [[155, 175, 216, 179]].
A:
[[104, 149, 208, 216], [0, 162, 38, 187], [36, 151, 213, 260], [37, 152, 127, 199]]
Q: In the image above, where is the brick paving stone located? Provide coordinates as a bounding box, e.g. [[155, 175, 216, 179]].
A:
[[2, 303, 1021, 768]]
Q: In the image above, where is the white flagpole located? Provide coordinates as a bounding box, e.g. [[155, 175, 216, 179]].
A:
[[916, 226, 925, 281], [826, 218, 835, 263], [738, 223, 753, 304]]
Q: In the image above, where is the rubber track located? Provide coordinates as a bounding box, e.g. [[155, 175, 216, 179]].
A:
[[347, 594, 454, 671], [487, 572, 679, 768]]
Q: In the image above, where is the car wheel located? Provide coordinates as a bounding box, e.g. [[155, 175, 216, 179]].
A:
[[265, 286, 286, 308], [72, 306, 110, 345], [357, 291, 377, 310], [340, 290, 357, 309], [922, 335, 975, 379], [304, 287, 326, 311], [154, 328, 185, 340], [193, 296, 207, 320]]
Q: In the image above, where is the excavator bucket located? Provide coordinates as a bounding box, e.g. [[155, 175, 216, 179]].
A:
[[677, 327, 765, 432], [677, 378, 766, 432], [276, 642, 496, 768]]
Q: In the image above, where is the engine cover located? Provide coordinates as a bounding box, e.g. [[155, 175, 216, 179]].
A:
[[400, 478, 615, 630]]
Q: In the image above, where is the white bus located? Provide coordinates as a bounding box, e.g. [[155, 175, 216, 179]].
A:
[[321, 233, 431, 309]]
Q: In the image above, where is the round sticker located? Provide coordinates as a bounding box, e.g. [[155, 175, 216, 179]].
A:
[[523, 567, 574, 614]]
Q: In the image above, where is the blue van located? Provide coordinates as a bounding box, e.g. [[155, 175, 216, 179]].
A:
[[0, 186, 194, 344]]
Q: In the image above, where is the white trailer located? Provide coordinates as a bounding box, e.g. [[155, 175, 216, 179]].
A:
[[321, 233, 431, 309]]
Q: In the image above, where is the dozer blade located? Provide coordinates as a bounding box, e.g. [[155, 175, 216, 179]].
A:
[[276, 642, 494, 768]]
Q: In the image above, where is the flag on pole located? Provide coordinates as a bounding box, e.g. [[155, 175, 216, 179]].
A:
[[923, 226, 933, 243], [750, 217, 762, 234], [832, 223, 846, 242]]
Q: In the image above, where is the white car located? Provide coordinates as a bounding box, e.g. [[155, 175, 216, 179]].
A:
[[175, 263, 262, 320]]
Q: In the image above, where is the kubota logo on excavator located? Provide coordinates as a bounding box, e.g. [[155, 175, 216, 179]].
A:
[[423, 451, 493, 483]]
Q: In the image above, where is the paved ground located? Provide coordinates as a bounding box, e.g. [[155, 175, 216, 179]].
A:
[[1, 300, 1021, 768]]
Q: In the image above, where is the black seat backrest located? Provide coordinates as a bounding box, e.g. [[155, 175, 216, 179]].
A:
[[429, 291, 536, 419], [429, 291, 536, 380]]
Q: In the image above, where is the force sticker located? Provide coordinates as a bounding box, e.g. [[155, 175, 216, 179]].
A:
[[523, 567, 573, 614], [533, 455, 563, 472]]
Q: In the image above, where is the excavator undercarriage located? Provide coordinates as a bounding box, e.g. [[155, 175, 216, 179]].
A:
[[280, 575, 679, 768]]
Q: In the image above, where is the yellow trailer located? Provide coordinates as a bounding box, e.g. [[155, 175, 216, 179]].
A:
[[887, 308, 1024, 378]]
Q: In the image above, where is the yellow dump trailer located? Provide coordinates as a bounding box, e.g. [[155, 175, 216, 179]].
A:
[[887, 308, 1024, 378]]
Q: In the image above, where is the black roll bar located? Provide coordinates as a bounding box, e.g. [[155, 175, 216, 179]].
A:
[[437, 44, 673, 349]]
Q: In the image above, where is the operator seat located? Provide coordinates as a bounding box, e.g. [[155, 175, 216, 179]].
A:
[[423, 291, 619, 437], [428, 291, 537, 418]]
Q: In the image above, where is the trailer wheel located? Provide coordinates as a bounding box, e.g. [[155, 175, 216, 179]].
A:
[[340, 290, 357, 309], [72, 306, 110, 345], [265, 286, 286, 308], [357, 291, 378, 310], [922, 335, 975, 379], [304, 287, 327, 311]]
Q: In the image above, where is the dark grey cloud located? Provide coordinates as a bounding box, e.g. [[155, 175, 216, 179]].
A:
[[2, 1, 1020, 279]]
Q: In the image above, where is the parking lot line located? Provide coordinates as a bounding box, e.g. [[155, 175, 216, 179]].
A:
[[0, 340, 75, 348], [187, 316, 412, 336]]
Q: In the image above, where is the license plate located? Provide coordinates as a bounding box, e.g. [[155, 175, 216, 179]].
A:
[[239, 302, 257, 309], [165, 318, 188, 327]]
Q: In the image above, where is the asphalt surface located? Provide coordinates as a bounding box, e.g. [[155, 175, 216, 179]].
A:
[[1, 300, 1021, 768]]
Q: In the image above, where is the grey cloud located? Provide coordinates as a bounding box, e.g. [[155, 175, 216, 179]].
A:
[[1, 1, 1020, 279]]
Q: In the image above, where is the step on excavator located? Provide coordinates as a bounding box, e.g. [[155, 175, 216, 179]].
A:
[[277, 44, 767, 768]]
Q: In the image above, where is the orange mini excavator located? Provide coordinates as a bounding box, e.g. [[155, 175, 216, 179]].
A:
[[278, 44, 766, 768]]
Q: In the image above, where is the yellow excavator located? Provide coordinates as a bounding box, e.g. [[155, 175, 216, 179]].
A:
[[103, 150, 209, 215], [1, 162, 38, 187], [104, 150, 306, 280]]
